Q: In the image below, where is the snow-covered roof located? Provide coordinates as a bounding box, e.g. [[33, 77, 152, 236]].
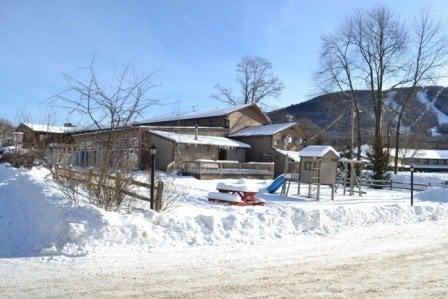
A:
[[137, 104, 269, 125], [149, 130, 251, 148], [275, 149, 301, 162], [403, 149, 448, 160], [228, 123, 297, 137], [356, 145, 448, 160], [298, 145, 340, 158], [22, 123, 75, 134]]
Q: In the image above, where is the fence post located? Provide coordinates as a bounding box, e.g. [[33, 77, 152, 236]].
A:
[[390, 179, 393, 190], [410, 165, 414, 206]]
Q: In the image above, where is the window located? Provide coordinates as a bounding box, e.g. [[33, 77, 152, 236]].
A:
[[129, 148, 138, 168], [13, 132, 23, 144], [283, 135, 293, 145], [304, 161, 314, 170]]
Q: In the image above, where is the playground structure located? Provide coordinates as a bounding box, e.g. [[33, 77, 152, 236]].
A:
[[338, 158, 364, 196], [281, 145, 365, 201]]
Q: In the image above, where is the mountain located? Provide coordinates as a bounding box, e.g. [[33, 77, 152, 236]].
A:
[[268, 86, 448, 148]]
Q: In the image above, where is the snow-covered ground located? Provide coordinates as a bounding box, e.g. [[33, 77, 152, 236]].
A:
[[1, 164, 448, 296]]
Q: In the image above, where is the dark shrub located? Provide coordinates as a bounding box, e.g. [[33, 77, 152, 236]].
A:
[[0, 153, 35, 168]]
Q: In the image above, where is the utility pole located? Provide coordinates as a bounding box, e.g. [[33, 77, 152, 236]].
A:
[[350, 101, 355, 159]]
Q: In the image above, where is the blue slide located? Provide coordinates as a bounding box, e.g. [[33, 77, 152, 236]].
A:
[[266, 174, 285, 194]]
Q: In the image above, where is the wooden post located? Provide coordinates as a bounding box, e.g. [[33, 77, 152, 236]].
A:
[[331, 184, 335, 201], [410, 166, 414, 206], [155, 180, 164, 212], [343, 162, 347, 195], [349, 162, 354, 195], [316, 161, 321, 201]]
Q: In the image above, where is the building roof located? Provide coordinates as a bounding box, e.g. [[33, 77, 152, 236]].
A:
[[299, 145, 340, 158], [228, 123, 297, 137], [137, 103, 271, 125], [149, 130, 251, 149], [401, 149, 448, 160], [357, 145, 448, 160], [275, 149, 301, 162], [21, 123, 74, 134]]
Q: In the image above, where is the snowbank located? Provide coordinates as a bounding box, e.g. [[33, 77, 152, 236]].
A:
[[0, 165, 105, 257], [1, 165, 448, 257]]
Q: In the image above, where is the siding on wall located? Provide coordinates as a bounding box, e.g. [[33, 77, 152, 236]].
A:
[[228, 107, 271, 133], [300, 152, 338, 185]]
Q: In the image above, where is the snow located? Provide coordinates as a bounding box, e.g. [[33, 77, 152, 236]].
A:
[[22, 123, 74, 134], [299, 145, 340, 158], [275, 148, 300, 162], [228, 123, 296, 137], [207, 192, 242, 202], [416, 90, 448, 125], [216, 178, 260, 192], [149, 130, 251, 148], [1, 165, 448, 295], [1, 164, 448, 260]]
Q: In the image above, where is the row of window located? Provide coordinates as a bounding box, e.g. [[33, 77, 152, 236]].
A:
[[73, 148, 139, 169], [402, 158, 448, 165], [272, 135, 302, 148], [75, 137, 139, 151]]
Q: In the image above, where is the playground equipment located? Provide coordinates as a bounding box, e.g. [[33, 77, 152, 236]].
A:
[[338, 158, 364, 196], [280, 145, 339, 201], [280, 146, 366, 201], [207, 179, 266, 206], [266, 174, 285, 194]]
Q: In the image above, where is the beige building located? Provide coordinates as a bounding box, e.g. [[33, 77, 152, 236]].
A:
[[136, 104, 271, 133], [229, 123, 305, 175]]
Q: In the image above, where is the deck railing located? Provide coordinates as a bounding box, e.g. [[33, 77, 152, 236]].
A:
[[180, 160, 274, 177]]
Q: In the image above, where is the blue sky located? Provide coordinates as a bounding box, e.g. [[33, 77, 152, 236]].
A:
[[1, 0, 447, 124]]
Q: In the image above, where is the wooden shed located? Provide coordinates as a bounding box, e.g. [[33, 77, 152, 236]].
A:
[[298, 145, 339, 185]]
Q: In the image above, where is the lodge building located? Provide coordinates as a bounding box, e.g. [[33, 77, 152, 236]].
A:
[[15, 104, 306, 178]]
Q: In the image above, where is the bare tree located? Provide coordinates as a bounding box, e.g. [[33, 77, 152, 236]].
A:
[[392, 11, 448, 173], [211, 55, 284, 106], [50, 57, 160, 210], [316, 5, 446, 180], [315, 26, 363, 160]]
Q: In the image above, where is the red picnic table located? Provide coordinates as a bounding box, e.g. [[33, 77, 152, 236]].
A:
[[207, 181, 265, 206]]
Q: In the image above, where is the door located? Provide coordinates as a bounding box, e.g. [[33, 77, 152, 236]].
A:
[[218, 149, 226, 160]]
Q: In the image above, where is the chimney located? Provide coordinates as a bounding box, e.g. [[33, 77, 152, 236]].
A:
[[195, 125, 198, 140]]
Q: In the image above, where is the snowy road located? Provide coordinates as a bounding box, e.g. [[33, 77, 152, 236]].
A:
[[2, 220, 447, 297]]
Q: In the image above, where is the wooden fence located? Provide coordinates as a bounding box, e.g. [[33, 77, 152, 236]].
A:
[[54, 167, 154, 202], [360, 178, 429, 191]]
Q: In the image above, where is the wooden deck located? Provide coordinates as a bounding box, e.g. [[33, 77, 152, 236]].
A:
[[180, 160, 274, 180]]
